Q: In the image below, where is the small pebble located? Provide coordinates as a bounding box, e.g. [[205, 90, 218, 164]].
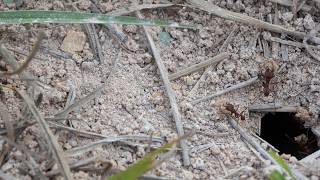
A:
[[61, 30, 86, 53], [63, 143, 72, 150], [193, 158, 205, 170], [224, 63, 236, 72], [303, 14, 315, 30], [281, 12, 293, 22]]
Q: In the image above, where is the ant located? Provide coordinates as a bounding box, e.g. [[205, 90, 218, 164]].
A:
[[258, 60, 278, 96], [224, 103, 245, 121]]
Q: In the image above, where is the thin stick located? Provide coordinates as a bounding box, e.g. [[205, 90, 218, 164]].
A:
[[264, 34, 320, 50], [190, 142, 218, 154], [271, 4, 280, 60], [16, 90, 72, 180], [55, 84, 105, 118], [49, 121, 164, 142], [242, 140, 268, 164], [0, 32, 45, 76], [65, 135, 164, 156], [187, 26, 238, 99], [48, 121, 113, 139], [251, 133, 279, 153], [227, 118, 308, 180], [296, 0, 307, 13], [169, 52, 229, 80], [187, 0, 320, 44], [137, 12, 190, 166], [269, 0, 312, 11], [248, 103, 299, 112], [222, 166, 254, 179], [46, 156, 99, 176], [192, 77, 258, 105], [300, 149, 320, 163]]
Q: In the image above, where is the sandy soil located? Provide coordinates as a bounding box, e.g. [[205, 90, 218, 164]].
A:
[[0, 0, 319, 179]]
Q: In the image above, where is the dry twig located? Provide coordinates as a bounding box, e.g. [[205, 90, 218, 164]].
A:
[[248, 103, 299, 112], [137, 11, 190, 166], [65, 135, 164, 156], [169, 52, 229, 81], [192, 77, 258, 105], [222, 166, 254, 179], [264, 34, 320, 50], [300, 149, 320, 163], [187, 0, 320, 44], [46, 156, 102, 176]]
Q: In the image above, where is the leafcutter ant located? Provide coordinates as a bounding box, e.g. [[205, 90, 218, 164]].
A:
[[258, 60, 278, 96], [215, 100, 246, 121], [224, 103, 246, 121]]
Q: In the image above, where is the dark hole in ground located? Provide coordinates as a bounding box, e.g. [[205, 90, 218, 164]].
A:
[[259, 112, 319, 160]]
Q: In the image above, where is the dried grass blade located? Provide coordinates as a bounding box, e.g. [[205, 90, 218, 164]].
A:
[[16, 90, 72, 180], [54, 85, 103, 118]]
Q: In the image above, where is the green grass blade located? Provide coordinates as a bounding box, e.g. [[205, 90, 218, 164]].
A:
[[268, 170, 286, 180], [0, 10, 193, 29], [107, 139, 178, 180], [268, 150, 294, 178]]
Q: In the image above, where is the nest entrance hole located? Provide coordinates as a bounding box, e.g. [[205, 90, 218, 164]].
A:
[[259, 112, 319, 160]]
